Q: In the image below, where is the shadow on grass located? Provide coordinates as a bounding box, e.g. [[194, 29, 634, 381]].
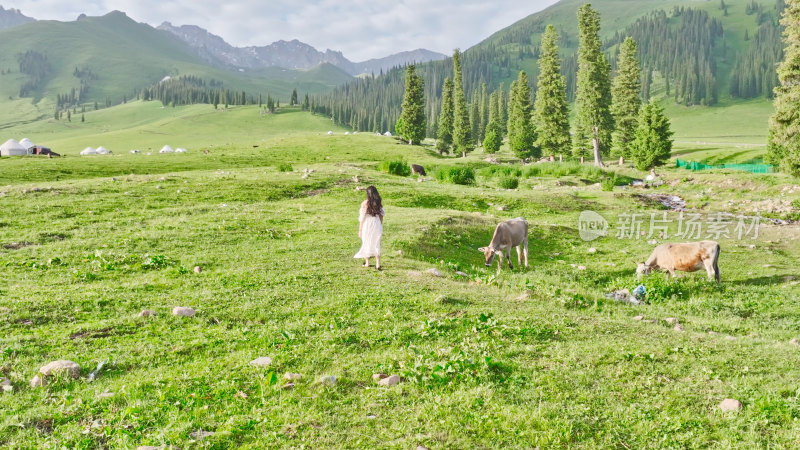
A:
[[729, 274, 796, 287]]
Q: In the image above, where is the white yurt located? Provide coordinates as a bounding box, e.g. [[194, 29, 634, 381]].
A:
[[18, 138, 35, 150], [159, 145, 174, 153], [175, 147, 187, 153], [0, 139, 28, 156], [96, 146, 111, 155], [80, 147, 97, 156]]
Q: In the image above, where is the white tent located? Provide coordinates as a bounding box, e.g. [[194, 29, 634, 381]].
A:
[[327, 131, 333, 135], [19, 138, 35, 150], [96, 146, 111, 155], [80, 147, 97, 156], [159, 145, 174, 153], [175, 147, 187, 153], [1, 139, 28, 156], [383, 131, 392, 137]]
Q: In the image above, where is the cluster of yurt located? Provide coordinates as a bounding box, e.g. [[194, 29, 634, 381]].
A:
[[158, 145, 187, 154], [80, 146, 113, 156], [0, 139, 28, 156]]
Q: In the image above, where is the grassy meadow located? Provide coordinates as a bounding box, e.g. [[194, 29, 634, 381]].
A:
[[1, 105, 800, 448]]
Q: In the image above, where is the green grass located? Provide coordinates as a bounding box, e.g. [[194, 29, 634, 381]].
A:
[[1, 105, 800, 448]]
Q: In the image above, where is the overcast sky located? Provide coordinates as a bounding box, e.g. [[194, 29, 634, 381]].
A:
[[5, 0, 560, 61]]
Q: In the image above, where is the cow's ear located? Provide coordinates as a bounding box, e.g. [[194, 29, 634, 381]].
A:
[[478, 247, 487, 252]]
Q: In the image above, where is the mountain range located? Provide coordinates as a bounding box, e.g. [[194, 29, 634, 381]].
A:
[[0, 5, 33, 30], [157, 22, 446, 76]]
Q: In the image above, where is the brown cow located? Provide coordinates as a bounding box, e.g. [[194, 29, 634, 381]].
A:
[[478, 218, 529, 270], [637, 240, 720, 282]]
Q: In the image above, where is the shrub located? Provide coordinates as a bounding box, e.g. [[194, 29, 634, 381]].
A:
[[378, 160, 411, 176], [499, 176, 519, 189], [601, 175, 617, 191], [436, 167, 475, 185], [277, 163, 293, 172]]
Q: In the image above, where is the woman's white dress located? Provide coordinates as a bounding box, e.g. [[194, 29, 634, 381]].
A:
[[354, 203, 384, 258]]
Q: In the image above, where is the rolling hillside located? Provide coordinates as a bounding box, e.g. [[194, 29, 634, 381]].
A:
[[0, 11, 353, 126]]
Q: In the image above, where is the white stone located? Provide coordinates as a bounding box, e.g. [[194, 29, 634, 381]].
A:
[[249, 357, 273, 368], [587, 247, 597, 254], [719, 398, 742, 412], [673, 324, 685, 332], [172, 306, 196, 317], [576, 265, 587, 271], [30, 360, 81, 387], [1, 377, 11, 392], [456, 271, 469, 277], [194, 266, 202, 273], [281, 383, 295, 390], [377, 374, 401, 386], [318, 375, 337, 385], [789, 338, 799, 346], [664, 318, 679, 325], [632, 315, 644, 321], [427, 268, 444, 277], [138, 309, 156, 317], [372, 373, 388, 381], [284, 373, 302, 381]]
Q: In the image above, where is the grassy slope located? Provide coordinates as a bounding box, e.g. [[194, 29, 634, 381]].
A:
[[0, 12, 352, 126], [0, 106, 799, 448]]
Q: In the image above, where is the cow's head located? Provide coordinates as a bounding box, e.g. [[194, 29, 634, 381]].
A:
[[478, 246, 500, 267], [636, 262, 652, 280]]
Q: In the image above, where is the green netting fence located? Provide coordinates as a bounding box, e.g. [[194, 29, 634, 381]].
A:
[[675, 159, 774, 174]]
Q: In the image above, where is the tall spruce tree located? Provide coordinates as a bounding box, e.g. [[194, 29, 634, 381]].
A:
[[479, 83, 489, 145], [630, 102, 673, 170], [574, 4, 614, 166], [470, 88, 480, 146], [534, 25, 571, 157], [507, 71, 539, 159], [290, 88, 298, 106], [436, 77, 454, 154], [397, 64, 426, 145], [768, 0, 800, 176], [483, 90, 503, 153], [451, 49, 473, 156], [610, 37, 642, 158]]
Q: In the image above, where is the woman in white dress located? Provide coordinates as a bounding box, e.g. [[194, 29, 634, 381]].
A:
[[355, 186, 385, 270]]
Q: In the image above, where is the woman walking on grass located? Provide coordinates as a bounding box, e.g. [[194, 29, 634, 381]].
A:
[[355, 186, 385, 270]]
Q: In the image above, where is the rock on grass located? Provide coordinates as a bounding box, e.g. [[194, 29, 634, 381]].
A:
[[284, 373, 302, 381], [426, 268, 444, 277], [189, 430, 215, 440], [249, 357, 273, 368], [317, 375, 337, 385], [172, 306, 196, 317], [719, 398, 742, 412], [377, 374, 401, 386], [30, 360, 81, 387], [137, 309, 156, 317], [1, 377, 11, 392]]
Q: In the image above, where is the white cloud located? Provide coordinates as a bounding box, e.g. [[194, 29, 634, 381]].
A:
[[4, 0, 559, 61]]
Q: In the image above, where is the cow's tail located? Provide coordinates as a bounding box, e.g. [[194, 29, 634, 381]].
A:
[[712, 243, 721, 282]]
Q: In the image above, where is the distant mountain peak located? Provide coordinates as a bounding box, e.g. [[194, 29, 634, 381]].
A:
[[0, 4, 35, 30], [158, 22, 446, 75]]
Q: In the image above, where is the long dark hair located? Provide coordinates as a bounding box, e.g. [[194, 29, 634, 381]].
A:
[[365, 185, 383, 216]]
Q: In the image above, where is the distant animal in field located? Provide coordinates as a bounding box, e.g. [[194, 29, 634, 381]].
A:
[[410, 164, 426, 176], [637, 240, 720, 282], [478, 217, 529, 270]]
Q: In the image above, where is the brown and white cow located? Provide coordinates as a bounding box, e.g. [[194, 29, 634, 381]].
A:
[[478, 218, 529, 270], [637, 240, 721, 282]]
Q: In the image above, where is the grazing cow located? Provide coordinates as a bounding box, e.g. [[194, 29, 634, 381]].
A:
[[478, 218, 529, 270], [410, 164, 426, 176], [637, 240, 720, 282]]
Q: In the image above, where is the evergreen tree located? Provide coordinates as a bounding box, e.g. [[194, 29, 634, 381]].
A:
[[534, 25, 571, 157], [302, 93, 310, 110], [479, 83, 489, 145], [574, 4, 614, 166], [768, 0, 800, 175], [469, 88, 480, 146], [397, 64, 426, 145], [483, 91, 503, 153], [507, 71, 539, 159], [611, 37, 642, 158], [451, 49, 473, 156], [436, 77, 454, 154], [630, 102, 673, 170], [499, 82, 508, 131], [67, 110, 71, 122], [291, 88, 298, 106], [81, 113, 85, 122]]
